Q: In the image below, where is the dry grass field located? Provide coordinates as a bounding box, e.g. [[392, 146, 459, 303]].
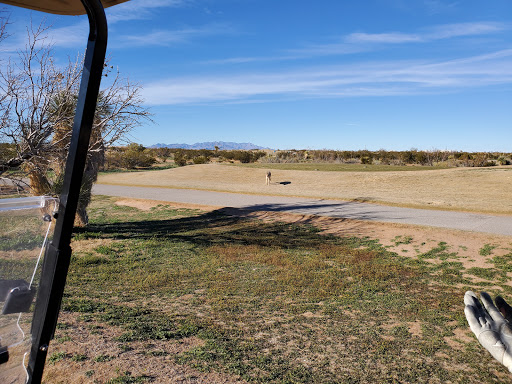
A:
[[97, 163, 512, 214]]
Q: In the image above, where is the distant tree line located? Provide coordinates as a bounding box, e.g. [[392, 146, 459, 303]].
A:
[[101, 145, 267, 170], [266, 149, 511, 167], [4, 143, 511, 172], [171, 148, 266, 166]]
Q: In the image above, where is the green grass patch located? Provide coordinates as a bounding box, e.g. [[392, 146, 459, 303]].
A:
[[99, 163, 177, 175], [105, 372, 152, 383], [393, 235, 413, 246], [492, 252, 512, 272], [94, 354, 115, 363], [419, 242, 459, 261], [71, 353, 88, 362], [480, 244, 498, 256], [48, 352, 68, 365]]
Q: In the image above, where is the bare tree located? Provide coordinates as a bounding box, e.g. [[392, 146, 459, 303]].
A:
[[0, 7, 9, 42], [0, 21, 151, 224]]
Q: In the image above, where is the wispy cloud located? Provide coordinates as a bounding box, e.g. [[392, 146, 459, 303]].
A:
[[114, 23, 234, 48], [346, 32, 423, 44], [293, 22, 508, 56], [142, 49, 512, 105], [1, 0, 192, 51], [47, 21, 88, 49], [213, 22, 508, 65], [203, 55, 302, 65], [0, 19, 88, 52], [423, 0, 460, 15], [105, 0, 189, 24], [426, 21, 506, 39]]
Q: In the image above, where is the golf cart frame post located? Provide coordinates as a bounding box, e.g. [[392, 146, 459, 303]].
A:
[[0, 0, 110, 382]]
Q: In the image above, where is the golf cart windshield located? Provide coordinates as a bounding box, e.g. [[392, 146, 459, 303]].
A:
[[0, 196, 57, 384]]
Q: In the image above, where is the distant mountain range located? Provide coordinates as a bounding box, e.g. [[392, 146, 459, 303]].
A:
[[150, 141, 269, 150]]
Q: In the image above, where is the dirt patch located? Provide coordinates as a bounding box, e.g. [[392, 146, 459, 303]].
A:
[[222, 208, 512, 271], [407, 321, 423, 338], [115, 197, 221, 212], [71, 238, 122, 253], [444, 326, 476, 350], [0, 248, 42, 261], [43, 312, 247, 384]]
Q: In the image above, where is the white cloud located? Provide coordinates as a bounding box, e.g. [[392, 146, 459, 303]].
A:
[[114, 23, 234, 48], [346, 22, 506, 44], [216, 22, 507, 67], [141, 49, 512, 105], [291, 22, 508, 57], [105, 0, 188, 24], [47, 20, 88, 48], [346, 32, 423, 44], [426, 21, 507, 39]]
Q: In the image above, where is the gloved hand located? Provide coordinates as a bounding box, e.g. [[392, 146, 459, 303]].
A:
[[464, 291, 512, 372]]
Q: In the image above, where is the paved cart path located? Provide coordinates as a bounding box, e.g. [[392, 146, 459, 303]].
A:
[[93, 184, 512, 236]]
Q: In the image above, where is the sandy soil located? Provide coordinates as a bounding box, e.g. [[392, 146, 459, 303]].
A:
[[230, 209, 512, 272], [98, 164, 512, 214], [116, 198, 512, 273]]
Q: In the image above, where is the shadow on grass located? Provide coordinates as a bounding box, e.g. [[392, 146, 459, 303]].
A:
[[75, 207, 377, 251]]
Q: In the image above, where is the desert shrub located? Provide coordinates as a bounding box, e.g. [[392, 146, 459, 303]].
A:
[[151, 147, 172, 162], [472, 153, 493, 167], [252, 151, 266, 161], [104, 144, 156, 170], [360, 156, 373, 165], [414, 151, 428, 165], [173, 151, 187, 166], [234, 151, 252, 163], [122, 144, 157, 168], [0, 142, 16, 164], [498, 157, 511, 165], [223, 150, 265, 163], [193, 155, 208, 164], [401, 151, 415, 164]]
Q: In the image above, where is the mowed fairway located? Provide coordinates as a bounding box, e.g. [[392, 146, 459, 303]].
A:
[[98, 163, 512, 214]]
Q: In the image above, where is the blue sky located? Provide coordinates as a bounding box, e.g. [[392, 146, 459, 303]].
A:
[[2, 0, 512, 151]]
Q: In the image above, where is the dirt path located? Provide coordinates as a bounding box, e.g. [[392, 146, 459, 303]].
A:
[[93, 184, 512, 236], [97, 164, 512, 214]]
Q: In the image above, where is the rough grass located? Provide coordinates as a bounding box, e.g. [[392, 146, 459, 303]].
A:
[[43, 196, 512, 383]]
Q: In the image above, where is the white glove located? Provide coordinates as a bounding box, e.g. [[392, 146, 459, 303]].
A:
[[464, 291, 512, 372]]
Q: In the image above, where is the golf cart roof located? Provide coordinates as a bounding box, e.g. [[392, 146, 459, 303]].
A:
[[0, 0, 129, 15]]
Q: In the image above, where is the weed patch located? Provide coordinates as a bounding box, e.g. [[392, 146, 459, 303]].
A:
[[480, 244, 498, 256]]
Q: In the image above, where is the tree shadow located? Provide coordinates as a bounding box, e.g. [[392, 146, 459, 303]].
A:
[[75, 203, 384, 250], [233, 201, 404, 222]]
